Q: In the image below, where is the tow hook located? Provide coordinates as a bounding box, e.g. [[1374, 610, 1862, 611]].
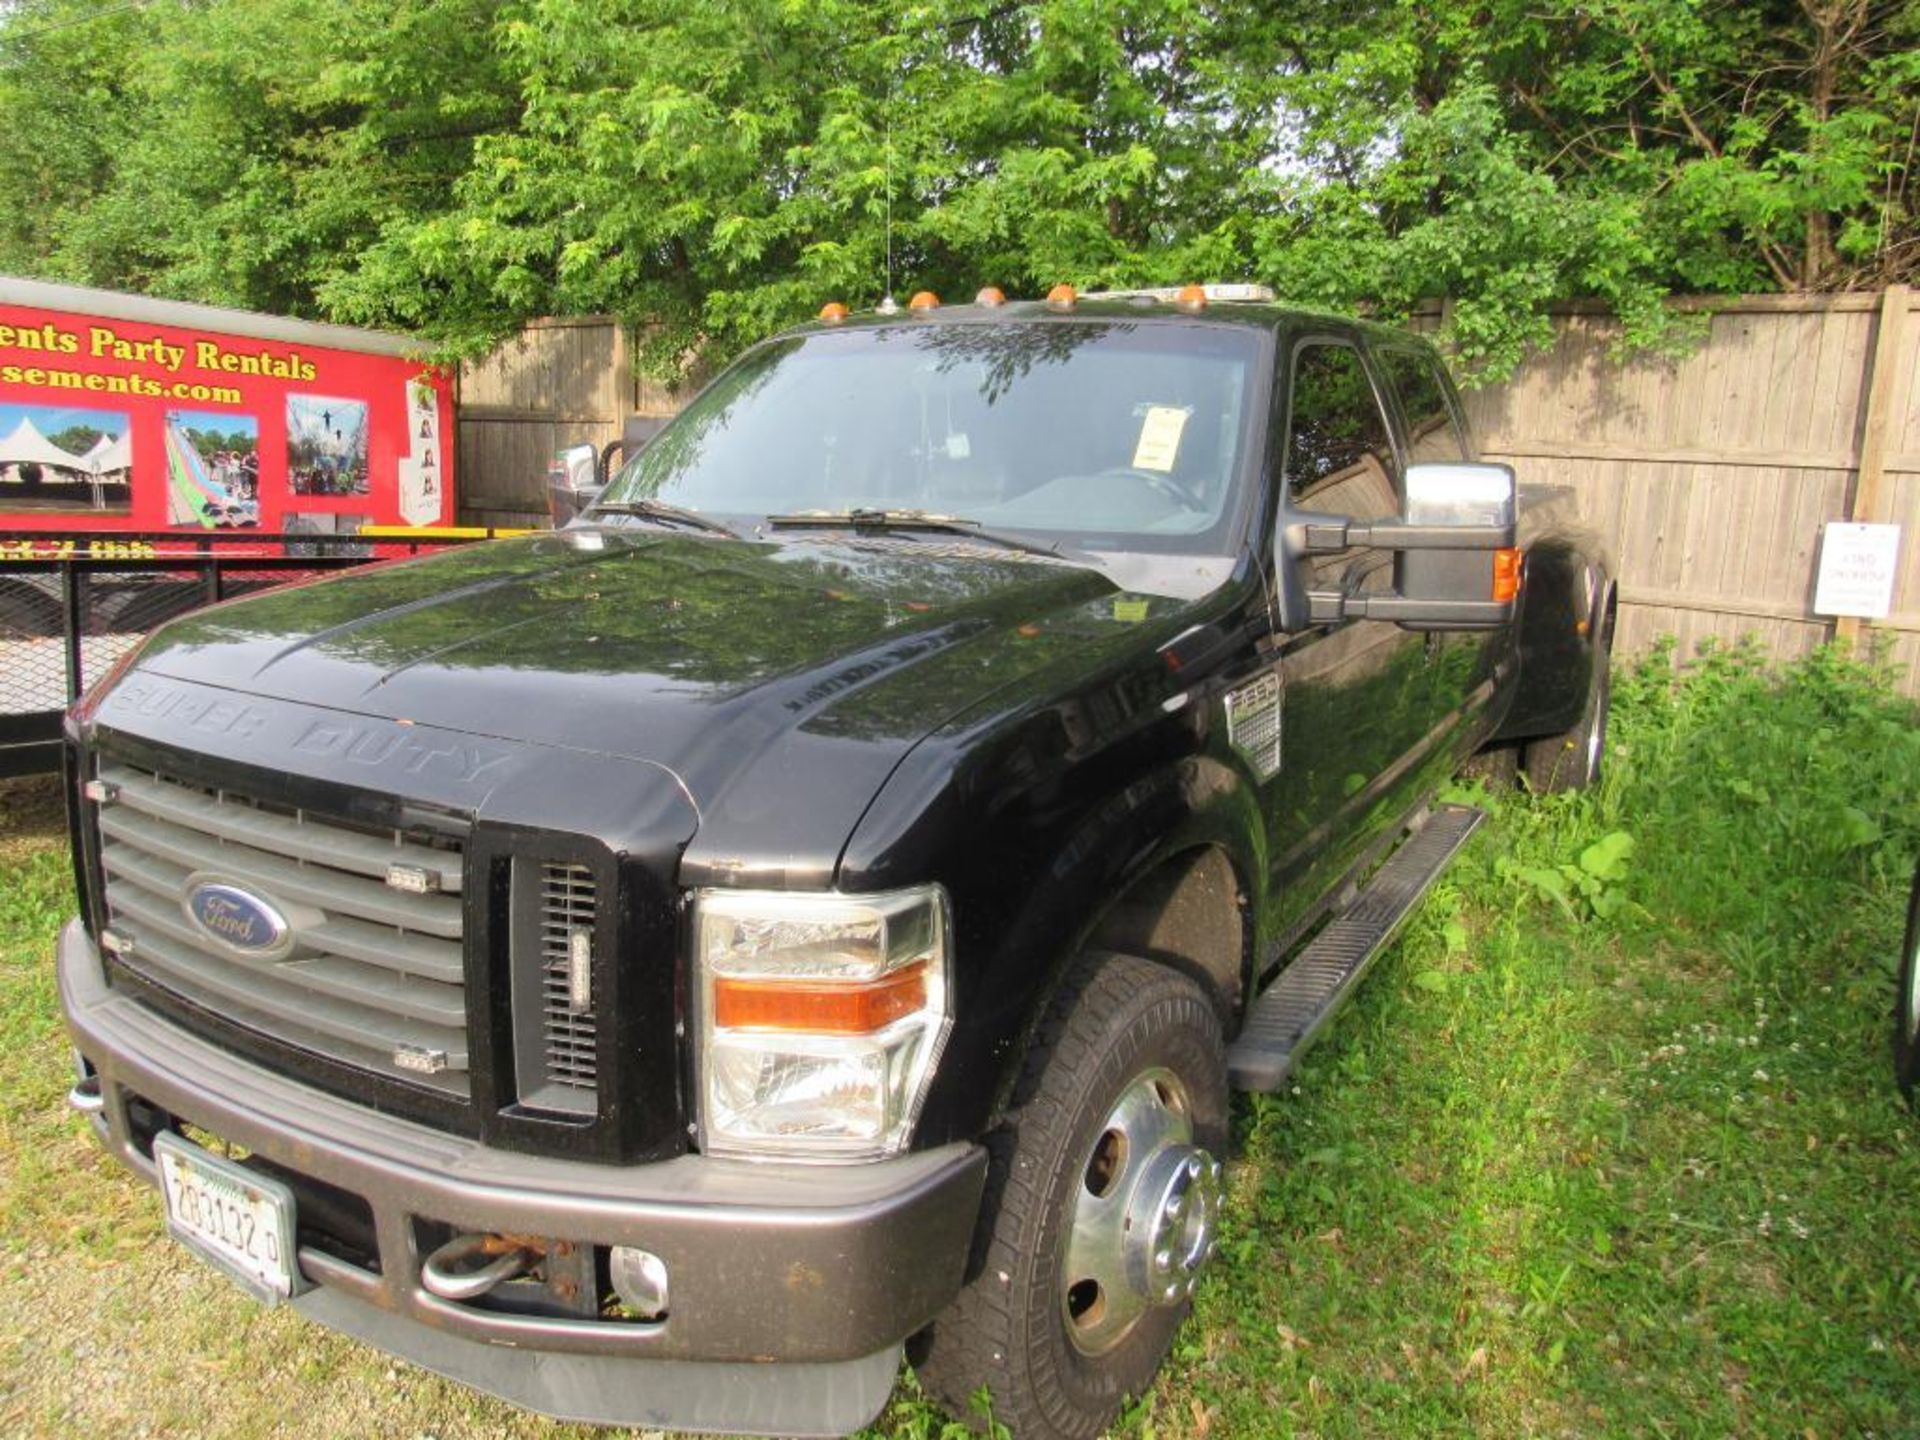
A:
[[420, 1232, 543, 1302], [67, 1073, 105, 1116]]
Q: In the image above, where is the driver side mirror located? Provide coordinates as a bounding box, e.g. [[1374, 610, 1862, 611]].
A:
[[1396, 462, 1520, 632], [621, 413, 669, 457], [546, 443, 601, 528], [1282, 462, 1521, 631]]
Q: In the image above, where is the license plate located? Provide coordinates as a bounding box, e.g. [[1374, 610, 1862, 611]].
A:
[[153, 1132, 301, 1303]]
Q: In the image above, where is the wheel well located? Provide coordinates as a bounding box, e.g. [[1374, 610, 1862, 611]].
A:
[[1085, 847, 1247, 1022]]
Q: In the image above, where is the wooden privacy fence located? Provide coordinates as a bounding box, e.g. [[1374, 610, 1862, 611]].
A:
[[455, 316, 678, 527], [458, 292, 1919, 693], [1432, 288, 1918, 694]]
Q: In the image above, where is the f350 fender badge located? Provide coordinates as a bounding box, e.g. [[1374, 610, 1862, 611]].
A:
[[1225, 671, 1283, 780]]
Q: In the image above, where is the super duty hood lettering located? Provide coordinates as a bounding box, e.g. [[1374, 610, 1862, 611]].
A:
[[291, 720, 514, 784]]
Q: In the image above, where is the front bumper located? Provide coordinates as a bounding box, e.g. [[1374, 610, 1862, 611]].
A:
[[58, 919, 987, 1436]]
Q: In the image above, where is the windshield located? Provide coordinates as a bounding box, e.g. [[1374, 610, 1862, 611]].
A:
[[596, 321, 1265, 555]]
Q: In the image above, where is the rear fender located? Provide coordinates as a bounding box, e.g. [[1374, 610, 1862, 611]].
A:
[[1495, 538, 1612, 743]]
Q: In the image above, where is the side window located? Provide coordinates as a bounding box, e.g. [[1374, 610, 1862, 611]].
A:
[[1376, 346, 1469, 467], [1284, 341, 1397, 523]]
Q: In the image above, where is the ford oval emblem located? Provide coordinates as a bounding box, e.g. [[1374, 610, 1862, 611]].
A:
[[183, 878, 292, 958]]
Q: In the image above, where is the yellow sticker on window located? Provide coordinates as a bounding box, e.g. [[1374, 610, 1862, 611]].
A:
[[1131, 405, 1190, 473]]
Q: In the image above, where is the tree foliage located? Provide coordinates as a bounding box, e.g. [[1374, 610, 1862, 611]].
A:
[[1, 0, 1914, 380]]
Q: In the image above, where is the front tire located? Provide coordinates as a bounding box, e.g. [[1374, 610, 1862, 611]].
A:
[[1895, 866, 1920, 1101], [916, 952, 1228, 1440]]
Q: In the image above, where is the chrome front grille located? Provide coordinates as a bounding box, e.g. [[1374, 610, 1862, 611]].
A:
[[93, 763, 470, 1097]]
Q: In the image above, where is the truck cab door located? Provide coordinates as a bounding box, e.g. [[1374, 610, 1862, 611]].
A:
[[1369, 342, 1513, 769], [1260, 338, 1433, 943]]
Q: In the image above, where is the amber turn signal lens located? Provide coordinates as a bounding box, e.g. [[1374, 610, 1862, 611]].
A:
[[974, 286, 1007, 307], [908, 290, 941, 312], [1045, 283, 1077, 310], [818, 302, 849, 324], [1493, 547, 1523, 603], [1174, 283, 1208, 312], [713, 961, 930, 1035]]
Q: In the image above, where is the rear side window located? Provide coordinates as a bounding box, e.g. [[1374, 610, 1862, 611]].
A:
[[1284, 342, 1397, 523], [1375, 345, 1468, 466]]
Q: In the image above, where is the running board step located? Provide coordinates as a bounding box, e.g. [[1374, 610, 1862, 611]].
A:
[[1227, 804, 1484, 1092]]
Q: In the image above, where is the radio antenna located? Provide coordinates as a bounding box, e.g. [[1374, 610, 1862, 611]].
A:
[[879, 81, 898, 314]]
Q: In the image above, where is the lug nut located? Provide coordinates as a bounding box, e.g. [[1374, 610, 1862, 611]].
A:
[[1155, 1247, 1172, 1271]]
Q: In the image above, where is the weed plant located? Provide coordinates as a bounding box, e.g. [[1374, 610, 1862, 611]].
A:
[[1104, 641, 1919, 1438]]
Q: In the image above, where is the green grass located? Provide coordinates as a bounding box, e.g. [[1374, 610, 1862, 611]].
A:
[[2, 640, 1916, 1438]]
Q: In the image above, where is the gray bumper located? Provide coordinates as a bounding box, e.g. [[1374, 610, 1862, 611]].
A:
[[58, 919, 987, 1436]]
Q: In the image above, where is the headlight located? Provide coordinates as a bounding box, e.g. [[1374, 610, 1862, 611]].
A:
[[695, 885, 952, 1161]]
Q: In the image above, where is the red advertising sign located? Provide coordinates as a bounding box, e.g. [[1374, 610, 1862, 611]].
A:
[[0, 278, 454, 538]]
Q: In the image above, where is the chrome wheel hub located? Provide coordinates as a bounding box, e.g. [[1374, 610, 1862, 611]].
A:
[[1584, 671, 1610, 782], [1905, 929, 1920, 1045], [1062, 1067, 1221, 1356]]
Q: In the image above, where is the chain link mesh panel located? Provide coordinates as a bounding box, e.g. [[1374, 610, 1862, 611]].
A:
[[1, 534, 501, 771], [0, 569, 301, 717], [0, 572, 74, 717]]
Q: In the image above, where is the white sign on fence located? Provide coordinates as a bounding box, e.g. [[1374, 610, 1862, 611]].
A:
[[1812, 522, 1902, 619]]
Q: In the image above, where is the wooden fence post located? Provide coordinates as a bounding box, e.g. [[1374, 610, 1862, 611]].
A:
[[1836, 283, 1909, 649]]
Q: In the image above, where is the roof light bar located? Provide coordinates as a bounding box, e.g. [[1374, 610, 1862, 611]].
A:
[[1089, 283, 1277, 304]]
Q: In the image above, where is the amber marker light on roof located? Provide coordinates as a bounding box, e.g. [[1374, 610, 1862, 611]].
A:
[[1174, 283, 1208, 313], [975, 286, 1007, 307], [1493, 547, 1523, 604], [1046, 283, 1077, 311], [908, 290, 941, 313], [818, 302, 849, 324]]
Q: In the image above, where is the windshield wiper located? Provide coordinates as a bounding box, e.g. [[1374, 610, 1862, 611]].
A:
[[591, 499, 740, 539], [765, 508, 1076, 562]]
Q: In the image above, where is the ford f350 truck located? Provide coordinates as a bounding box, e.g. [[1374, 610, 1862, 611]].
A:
[[56, 284, 1612, 1439]]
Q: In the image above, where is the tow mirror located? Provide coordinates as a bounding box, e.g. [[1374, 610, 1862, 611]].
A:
[[1396, 463, 1519, 631], [566, 414, 673, 527], [546, 443, 602, 528], [1404, 461, 1515, 529], [1283, 462, 1520, 630], [622, 413, 668, 456]]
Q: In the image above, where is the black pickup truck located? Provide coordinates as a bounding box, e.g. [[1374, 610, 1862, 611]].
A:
[[56, 285, 1612, 1440]]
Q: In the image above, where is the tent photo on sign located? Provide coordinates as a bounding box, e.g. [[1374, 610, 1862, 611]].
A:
[[0, 403, 132, 514]]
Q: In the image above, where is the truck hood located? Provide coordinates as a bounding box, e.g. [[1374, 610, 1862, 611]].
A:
[[127, 529, 1186, 885]]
